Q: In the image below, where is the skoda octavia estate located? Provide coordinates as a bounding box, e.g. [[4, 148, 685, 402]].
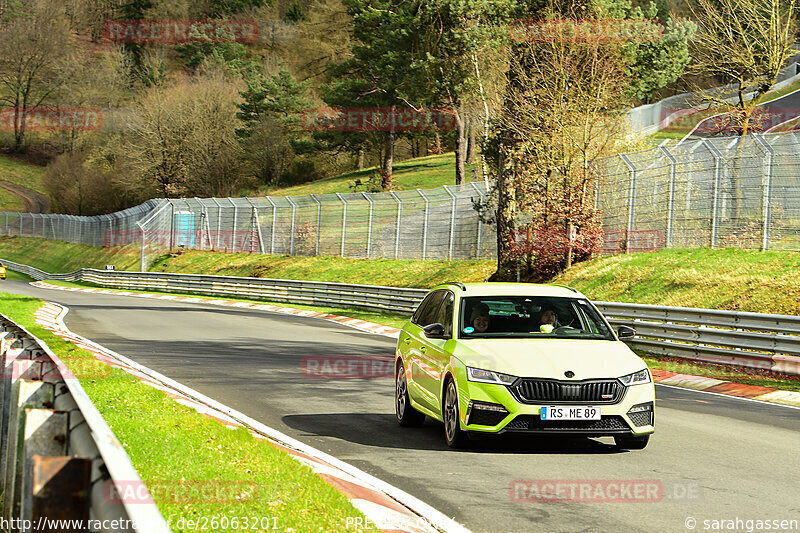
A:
[[394, 283, 655, 449]]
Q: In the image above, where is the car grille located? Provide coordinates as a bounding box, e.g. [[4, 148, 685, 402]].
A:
[[506, 415, 629, 432], [629, 410, 653, 427], [512, 379, 623, 404]]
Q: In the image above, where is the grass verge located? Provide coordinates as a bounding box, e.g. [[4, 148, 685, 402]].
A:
[[260, 153, 475, 197], [0, 292, 376, 532]]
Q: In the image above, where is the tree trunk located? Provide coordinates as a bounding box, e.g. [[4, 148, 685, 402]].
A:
[[432, 132, 442, 154], [357, 148, 365, 170], [454, 109, 466, 185], [466, 116, 475, 164], [380, 130, 394, 190], [489, 147, 518, 281]]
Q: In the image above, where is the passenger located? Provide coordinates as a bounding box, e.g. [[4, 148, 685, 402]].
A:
[[469, 303, 491, 333]]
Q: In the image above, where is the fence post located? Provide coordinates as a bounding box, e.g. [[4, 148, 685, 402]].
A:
[[659, 145, 676, 248], [619, 154, 636, 254], [211, 198, 222, 251], [245, 197, 265, 254], [265, 197, 277, 254], [753, 133, 774, 251], [443, 185, 457, 260], [167, 200, 175, 249], [361, 192, 374, 259], [704, 139, 723, 248], [418, 189, 429, 260], [336, 193, 347, 257], [390, 191, 402, 259], [469, 182, 485, 259], [311, 194, 322, 256], [229, 198, 238, 253], [287, 196, 298, 256]]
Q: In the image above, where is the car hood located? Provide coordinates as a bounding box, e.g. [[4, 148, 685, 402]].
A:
[[452, 338, 646, 381]]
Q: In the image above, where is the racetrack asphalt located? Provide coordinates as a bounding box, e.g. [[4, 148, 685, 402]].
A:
[[2, 280, 798, 533]]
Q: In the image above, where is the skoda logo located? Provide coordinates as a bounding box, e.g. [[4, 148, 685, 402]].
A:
[[564, 370, 575, 378]]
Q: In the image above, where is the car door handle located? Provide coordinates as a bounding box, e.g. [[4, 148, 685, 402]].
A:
[[420, 346, 427, 353], [403, 338, 411, 344]]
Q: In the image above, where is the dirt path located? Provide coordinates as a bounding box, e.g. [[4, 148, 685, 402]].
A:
[[0, 181, 49, 213]]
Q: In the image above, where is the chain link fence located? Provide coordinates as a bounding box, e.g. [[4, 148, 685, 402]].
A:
[[594, 131, 800, 252], [3, 131, 800, 267]]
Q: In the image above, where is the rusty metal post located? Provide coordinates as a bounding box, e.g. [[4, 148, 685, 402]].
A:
[[27, 456, 90, 532]]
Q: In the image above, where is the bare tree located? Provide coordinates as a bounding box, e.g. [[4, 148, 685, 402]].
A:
[[489, 19, 630, 281], [689, 0, 797, 134], [0, 0, 74, 151]]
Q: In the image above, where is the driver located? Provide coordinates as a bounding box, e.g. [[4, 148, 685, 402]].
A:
[[539, 308, 558, 333], [469, 303, 491, 333]]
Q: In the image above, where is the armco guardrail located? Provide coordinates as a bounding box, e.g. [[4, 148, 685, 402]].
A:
[[4, 259, 799, 376], [0, 312, 169, 532]]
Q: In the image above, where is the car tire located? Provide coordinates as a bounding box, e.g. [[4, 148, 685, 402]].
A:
[[396, 361, 425, 427], [443, 379, 468, 448], [614, 434, 650, 450]]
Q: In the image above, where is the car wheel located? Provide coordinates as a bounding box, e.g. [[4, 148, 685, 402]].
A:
[[396, 361, 425, 427], [443, 379, 468, 448], [614, 434, 650, 450]]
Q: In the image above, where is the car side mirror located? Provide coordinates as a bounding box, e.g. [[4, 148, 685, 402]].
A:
[[617, 325, 636, 340], [423, 323, 449, 339]]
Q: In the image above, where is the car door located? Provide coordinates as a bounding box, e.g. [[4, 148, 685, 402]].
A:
[[404, 290, 445, 411], [416, 291, 454, 413]]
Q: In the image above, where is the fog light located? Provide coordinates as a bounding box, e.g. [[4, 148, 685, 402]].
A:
[[466, 401, 509, 426], [627, 402, 653, 414], [627, 402, 654, 427]]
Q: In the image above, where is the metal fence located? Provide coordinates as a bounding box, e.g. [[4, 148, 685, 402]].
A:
[[594, 131, 800, 252], [0, 312, 169, 532], [6, 260, 799, 376]]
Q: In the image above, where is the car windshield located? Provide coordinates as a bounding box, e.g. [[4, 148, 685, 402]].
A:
[[459, 296, 615, 340]]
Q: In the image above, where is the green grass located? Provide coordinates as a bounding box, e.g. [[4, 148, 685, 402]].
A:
[[0, 155, 46, 211], [262, 153, 475, 197], [0, 292, 376, 532], [552, 247, 800, 315]]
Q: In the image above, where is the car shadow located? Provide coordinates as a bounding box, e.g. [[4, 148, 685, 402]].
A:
[[281, 413, 626, 454]]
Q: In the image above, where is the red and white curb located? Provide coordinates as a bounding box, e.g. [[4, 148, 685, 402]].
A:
[[33, 302, 466, 533], [31, 281, 800, 409], [31, 281, 402, 338], [651, 369, 800, 408]]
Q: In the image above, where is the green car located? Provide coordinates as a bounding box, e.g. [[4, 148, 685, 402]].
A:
[[395, 283, 655, 449]]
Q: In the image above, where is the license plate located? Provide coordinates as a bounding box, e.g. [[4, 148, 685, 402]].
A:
[[540, 406, 600, 420]]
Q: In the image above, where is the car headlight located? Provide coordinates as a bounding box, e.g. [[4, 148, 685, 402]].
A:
[[467, 367, 517, 385], [618, 369, 651, 386]]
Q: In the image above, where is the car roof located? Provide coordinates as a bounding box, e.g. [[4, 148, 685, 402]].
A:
[[432, 282, 585, 298]]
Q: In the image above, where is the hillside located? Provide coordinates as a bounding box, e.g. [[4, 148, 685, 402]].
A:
[[0, 155, 47, 211]]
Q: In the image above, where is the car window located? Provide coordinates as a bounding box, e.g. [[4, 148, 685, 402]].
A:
[[458, 296, 614, 340], [434, 292, 454, 336], [412, 291, 437, 324], [415, 290, 445, 327]]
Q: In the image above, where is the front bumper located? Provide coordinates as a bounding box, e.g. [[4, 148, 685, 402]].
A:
[[460, 379, 655, 436]]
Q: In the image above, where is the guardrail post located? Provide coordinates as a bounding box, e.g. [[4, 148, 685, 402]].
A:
[[753, 134, 774, 251], [361, 192, 374, 259], [336, 193, 347, 257], [16, 408, 68, 526], [619, 154, 637, 253], [390, 191, 402, 259], [418, 189, 429, 260], [469, 182, 485, 259], [265, 197, 277, 254], [311, 194, 322, 256], [287, 196, 298, 256], [443, 185, 457, 260], [26, 456, 91, 530]]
